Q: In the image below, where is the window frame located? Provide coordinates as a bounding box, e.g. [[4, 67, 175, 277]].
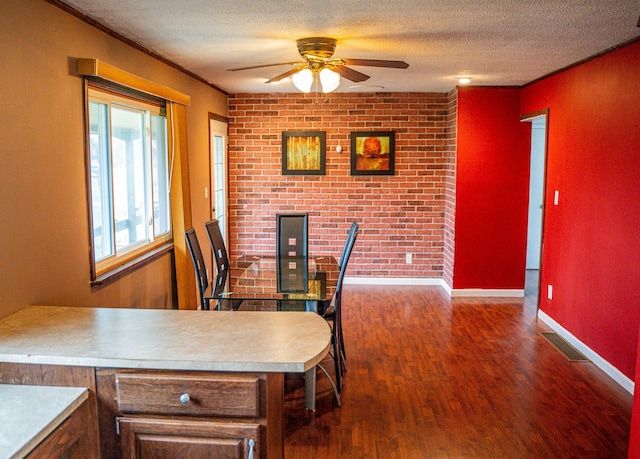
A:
[[83, 79, 173, 285]]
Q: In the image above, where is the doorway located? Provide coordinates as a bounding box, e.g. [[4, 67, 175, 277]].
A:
[[209, 115, 229, 247], [521, 110, 548, 308]]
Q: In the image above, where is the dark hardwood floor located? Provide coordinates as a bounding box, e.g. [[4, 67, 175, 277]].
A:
[[284, 272, 632, 458]]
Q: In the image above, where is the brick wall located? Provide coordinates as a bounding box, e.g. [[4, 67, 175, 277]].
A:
[[443, 89, 458, 286], [228, 91, 455, 279]]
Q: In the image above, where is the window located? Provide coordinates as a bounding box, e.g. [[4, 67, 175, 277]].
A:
[[87, 87, 171, 278]]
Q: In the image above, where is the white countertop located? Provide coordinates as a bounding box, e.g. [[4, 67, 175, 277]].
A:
[[0, 384, 88, 459], [0, 306, 331, 373]]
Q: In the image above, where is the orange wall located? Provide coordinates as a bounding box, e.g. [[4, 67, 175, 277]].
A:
[[227, 92, 456, 278], [0, 0, 227, 317]]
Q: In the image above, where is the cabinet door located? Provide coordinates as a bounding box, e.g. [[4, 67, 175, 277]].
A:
[[119, 417, 259, 459], [27, 399, 94, 459]]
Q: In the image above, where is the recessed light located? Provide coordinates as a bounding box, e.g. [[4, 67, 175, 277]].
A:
[[457, 77, 471, 84], [348, 84, 385, 89]]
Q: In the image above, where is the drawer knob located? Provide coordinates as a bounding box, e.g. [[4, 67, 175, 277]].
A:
[[179, 393, 190, 404]]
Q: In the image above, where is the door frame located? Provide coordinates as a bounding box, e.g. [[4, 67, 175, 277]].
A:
[[208, 112, 230, 252], [520, 108, 549, 312]]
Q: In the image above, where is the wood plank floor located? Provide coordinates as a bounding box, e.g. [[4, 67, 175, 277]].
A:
[[283, 273, 632, 458]]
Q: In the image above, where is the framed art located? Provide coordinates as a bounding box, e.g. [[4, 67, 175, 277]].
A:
[[282, 131, 326, 175], [350, 131, 395, 175]]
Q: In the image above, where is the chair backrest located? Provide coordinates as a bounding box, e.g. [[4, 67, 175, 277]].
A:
[[185, 227, 209, 309], [205, 219, 229, 274], [276, 213, 308, 258], [331, 227, 358, 344], [339, 221, 359, 268], [336, 226, 358, 295], [212, 270, 228, 298]]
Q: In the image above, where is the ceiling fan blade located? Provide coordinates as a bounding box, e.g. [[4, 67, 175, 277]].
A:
[[227, 62, 302, 72], [342, 58, 409, 69], [265, 66, 305, 84], [333, 65, 370, 83]]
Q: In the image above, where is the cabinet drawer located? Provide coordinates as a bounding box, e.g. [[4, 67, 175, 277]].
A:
[[115, 372, 260, 417]]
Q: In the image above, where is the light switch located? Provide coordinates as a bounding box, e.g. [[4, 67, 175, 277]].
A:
[[554, 190, 559, 206]]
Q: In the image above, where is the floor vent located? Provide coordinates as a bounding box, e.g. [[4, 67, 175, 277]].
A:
[[540, 332, 590, 362]]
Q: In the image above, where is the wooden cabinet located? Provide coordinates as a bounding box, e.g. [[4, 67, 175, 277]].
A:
[[0, 363, 283, 459], [0, 306, 328, 459], [0, 363, 102, 459], [119, 417, 258, 459], [115, 372, 260, 417], [96, 368, 282, 459], [27, 397, 95, 459]]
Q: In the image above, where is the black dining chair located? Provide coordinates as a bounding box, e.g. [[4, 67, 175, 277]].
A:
[[319, 221, 359, 316], [334, 221, 359, 361], [185, 227, 211, 310], [210, 270, 242, 311], [322, 224, 358, 394], [205, 219, 244, 310], [339, 221, 359, 268], [205, 219, 229, 275]]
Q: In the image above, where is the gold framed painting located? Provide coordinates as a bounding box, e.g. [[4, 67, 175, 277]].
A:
[[282, 131, 326, 175], [350, 131, 395, 176]]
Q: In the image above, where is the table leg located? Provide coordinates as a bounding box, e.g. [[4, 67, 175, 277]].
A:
[[304, 367, 316, 411], [304, 300, 319, 410]]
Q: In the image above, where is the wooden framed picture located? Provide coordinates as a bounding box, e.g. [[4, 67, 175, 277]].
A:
[[350, 131, 395, 176], [282, 131, 326, 175]]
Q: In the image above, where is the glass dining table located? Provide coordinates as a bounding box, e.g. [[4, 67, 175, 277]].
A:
[[204, 254, 340, 313], [203, 254, 341, 411]]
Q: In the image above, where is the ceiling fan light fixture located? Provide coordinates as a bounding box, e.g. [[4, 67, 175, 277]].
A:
[[292, 68, 313, 93], [319, 68, 340, 93], [231, 36, 408, 92]]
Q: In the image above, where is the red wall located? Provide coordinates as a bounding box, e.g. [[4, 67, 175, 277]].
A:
[[520, 40, 640, 456], [521, 40, 640, 380], [453, 87, 531, 289], [631, 327, 640, 458]]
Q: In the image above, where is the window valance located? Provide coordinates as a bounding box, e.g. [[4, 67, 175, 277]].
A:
[[77, 58, 190, 106]]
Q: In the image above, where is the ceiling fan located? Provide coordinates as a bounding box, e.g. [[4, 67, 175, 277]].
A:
[[227, 37, 409, 92]]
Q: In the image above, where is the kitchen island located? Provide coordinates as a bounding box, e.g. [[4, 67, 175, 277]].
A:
[[0, 384, 90, 458], [0, 305, 331, 458]]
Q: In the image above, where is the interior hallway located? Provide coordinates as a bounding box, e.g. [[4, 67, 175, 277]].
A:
[[283, 274, 632, 458]]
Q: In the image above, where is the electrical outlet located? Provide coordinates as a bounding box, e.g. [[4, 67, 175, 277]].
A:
[[547, 284, 553, 300], [406, 253, 412, 264]]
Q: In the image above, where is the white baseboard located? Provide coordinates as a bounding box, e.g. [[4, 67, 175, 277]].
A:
[[451, 288, 524, 297], [538, 310, 634, 394], [345, 277, 523, 298], [344, 277, 443, 286]]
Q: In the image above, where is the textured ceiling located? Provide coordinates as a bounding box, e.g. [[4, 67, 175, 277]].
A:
[[60, 0, 639, 94]]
